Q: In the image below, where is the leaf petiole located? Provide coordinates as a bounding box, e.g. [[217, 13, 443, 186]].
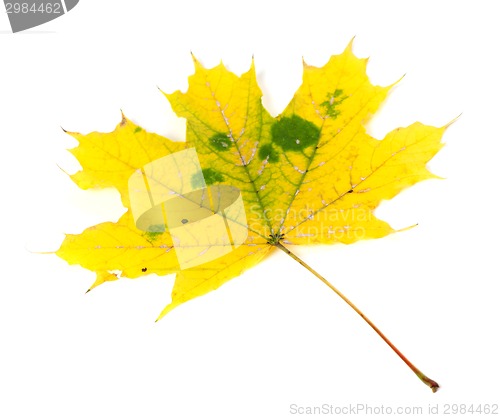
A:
[[275, 242, 439, 393]]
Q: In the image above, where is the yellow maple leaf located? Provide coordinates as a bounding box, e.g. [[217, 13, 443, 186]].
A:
[[57, 42, 449, 392]]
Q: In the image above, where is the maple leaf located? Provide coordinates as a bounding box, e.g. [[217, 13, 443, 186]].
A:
[[57, 42, 448, 392]]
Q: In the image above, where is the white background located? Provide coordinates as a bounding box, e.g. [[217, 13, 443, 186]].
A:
[[1, 1, 499, 417]]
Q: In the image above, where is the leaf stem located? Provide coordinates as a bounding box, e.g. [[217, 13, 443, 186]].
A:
[[275, 242, 439, 393]]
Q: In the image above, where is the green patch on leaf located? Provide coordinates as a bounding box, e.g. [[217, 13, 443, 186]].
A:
[[144, 224, 165, 242], [209, 133, 232, 151], [190, 168, 224, 188], [190, 169, 205, 189], [202, 168, 225, 185], [271, 115, 320, 151], [258, 143, 279, 162], [320, 89, 348, 119]]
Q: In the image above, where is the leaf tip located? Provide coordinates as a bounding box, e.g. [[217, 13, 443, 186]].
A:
[[156, 84, 167, 97], [443, 113, 462, 130], [190, 52, 204, 71], [395, 223, 418, 234], [56, 163, 71, 177], [61, 126, 79, 139], [388, 73, 406, 89], [155, 302, 178, 322], [119, 109, 127, 126], [86, 271, 119, 294], [345, 36, 356, 52]]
